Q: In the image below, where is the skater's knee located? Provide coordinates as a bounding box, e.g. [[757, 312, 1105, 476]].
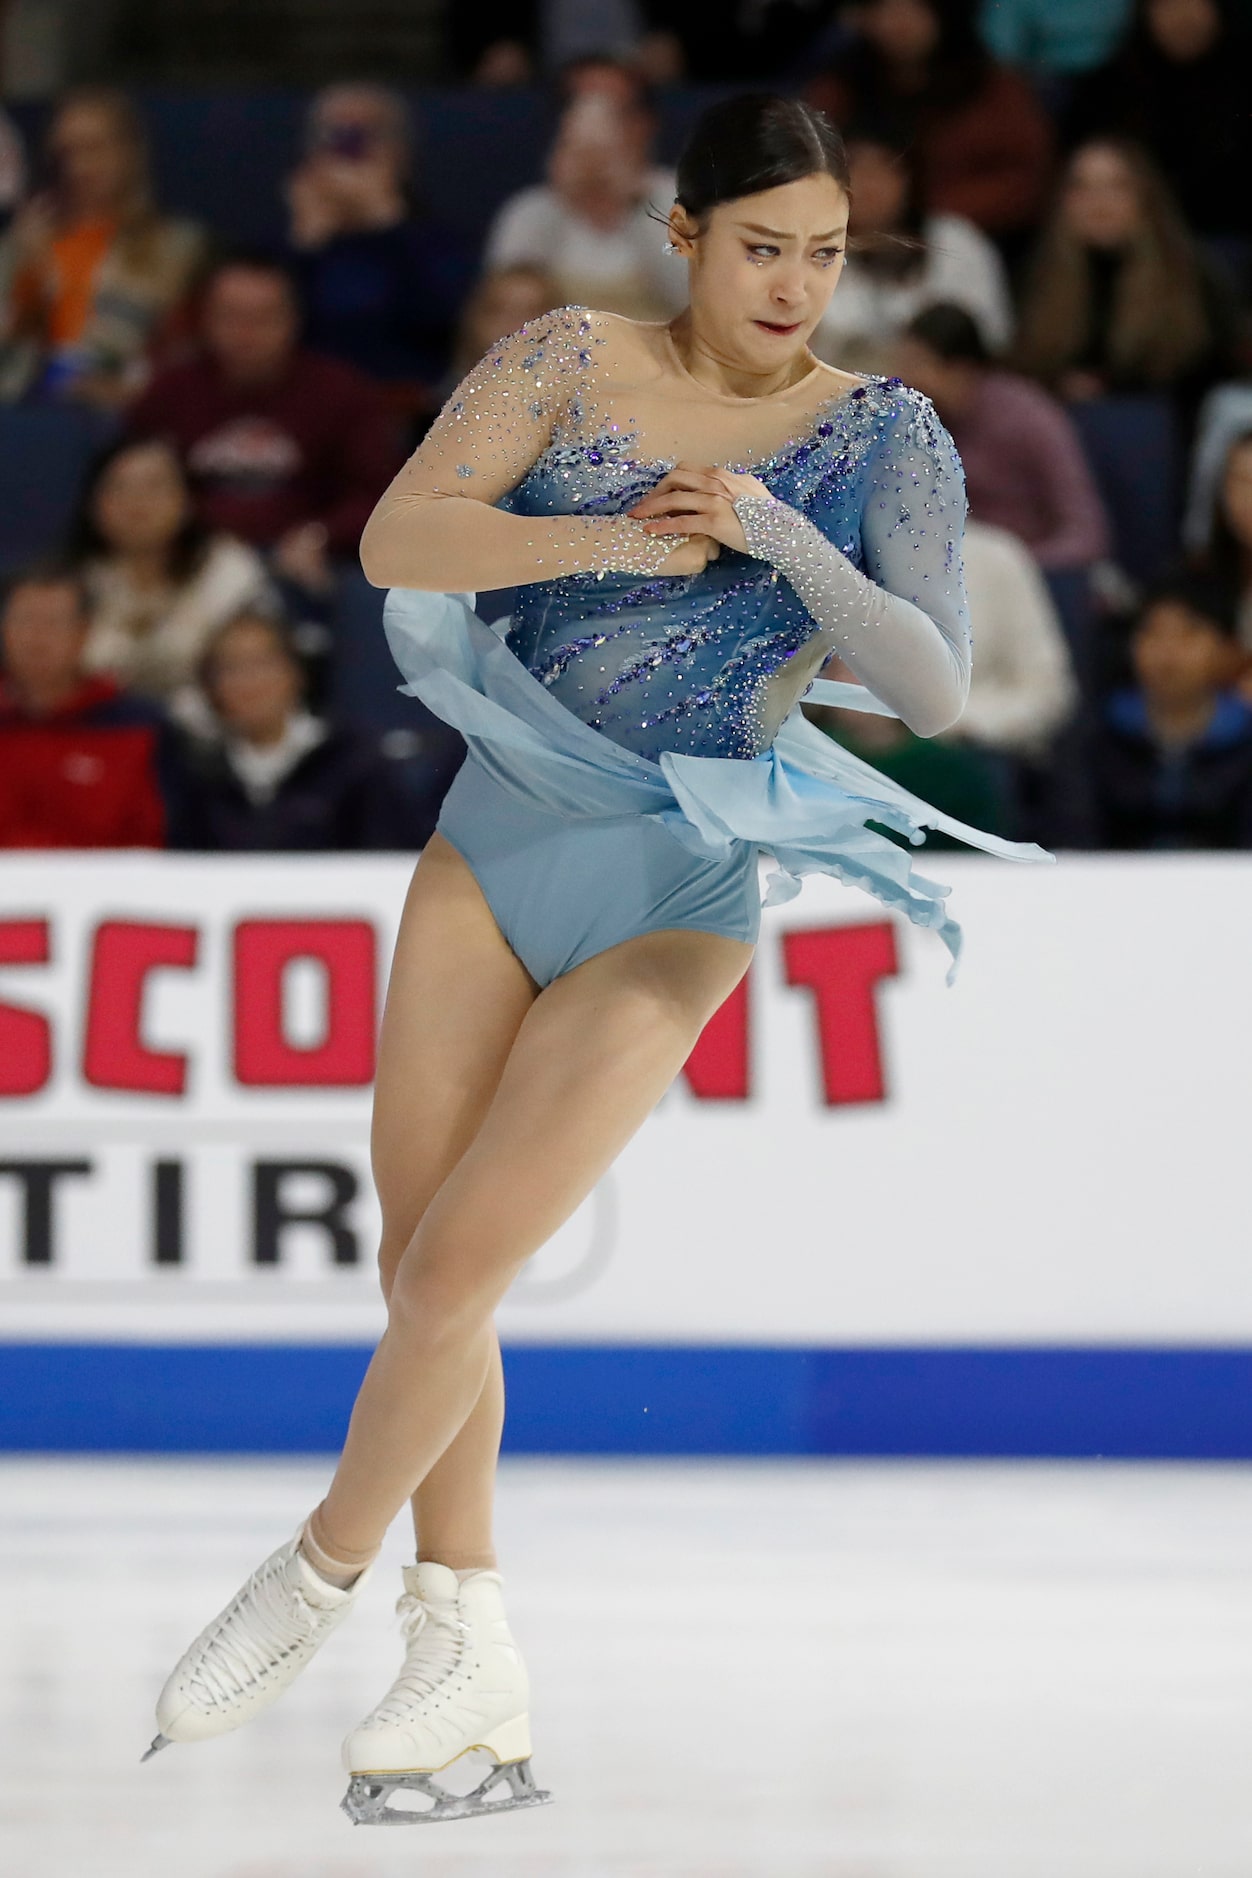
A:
[[376, 1182, 441, 1299], [375, 1228, 414, 1302], [386, 1236, 506, 1346]]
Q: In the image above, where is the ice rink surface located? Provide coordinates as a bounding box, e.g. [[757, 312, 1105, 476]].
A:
[[3, 1455, 1251, 1878]]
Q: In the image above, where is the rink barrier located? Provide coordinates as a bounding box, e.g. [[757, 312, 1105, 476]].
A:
[[4, 1342, 1252, 1458]]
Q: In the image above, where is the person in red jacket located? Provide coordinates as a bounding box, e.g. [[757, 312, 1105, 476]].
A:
[[127, 252, 403, 602], [0, 566, 175, 847]]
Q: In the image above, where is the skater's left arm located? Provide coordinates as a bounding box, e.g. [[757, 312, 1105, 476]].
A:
[[628, 394, 972, 738]]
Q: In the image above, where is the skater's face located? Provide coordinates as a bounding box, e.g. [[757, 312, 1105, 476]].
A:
[[672, 172, 849, 376], [1132, 600, 1236, 705]]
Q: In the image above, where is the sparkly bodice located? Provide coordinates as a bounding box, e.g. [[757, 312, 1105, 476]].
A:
[[402, 307, 970, 765]]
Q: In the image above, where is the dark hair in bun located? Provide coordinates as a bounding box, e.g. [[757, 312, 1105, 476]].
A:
[[674, 94, 851, 223]]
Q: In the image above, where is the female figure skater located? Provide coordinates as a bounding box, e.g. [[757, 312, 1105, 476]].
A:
[[143, 94, 1046, 1825]]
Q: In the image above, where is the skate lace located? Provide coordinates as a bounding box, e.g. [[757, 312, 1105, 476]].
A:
[[372, 1592, 471, 1723], [188, 1557, 326, 1709]]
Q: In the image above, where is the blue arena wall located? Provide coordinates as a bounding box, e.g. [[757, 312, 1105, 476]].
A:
[[5, 1342, 1252, 1459]]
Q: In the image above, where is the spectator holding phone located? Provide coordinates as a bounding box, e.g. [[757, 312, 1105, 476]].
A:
[[284, 84, 470, 405]]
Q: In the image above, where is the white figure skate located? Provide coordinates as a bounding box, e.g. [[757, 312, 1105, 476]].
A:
[[142, 1525, 372, 1760], [340, 1562, 552, 1825]]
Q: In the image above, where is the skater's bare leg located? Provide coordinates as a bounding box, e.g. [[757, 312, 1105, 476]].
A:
[[315, 923, 754, 1557], [410, 1333, 505, 1568], [306, 836, 535, 1580], [148, 852, 749, 1763]]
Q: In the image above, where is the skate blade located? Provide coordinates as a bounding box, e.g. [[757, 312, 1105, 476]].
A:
[[341, 1755, 553, 1826], [140, 1734, 172, 1764]]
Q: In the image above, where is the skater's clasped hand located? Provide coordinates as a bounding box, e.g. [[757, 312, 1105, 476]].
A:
[[630, 465, 772, 558], [655, 532, 722, 575]]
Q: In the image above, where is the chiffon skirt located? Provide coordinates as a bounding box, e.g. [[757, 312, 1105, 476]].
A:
[[384, 590, 1051, 987]]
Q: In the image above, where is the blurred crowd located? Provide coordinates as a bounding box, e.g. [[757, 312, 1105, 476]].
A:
[[5, 0, 1252, 855]]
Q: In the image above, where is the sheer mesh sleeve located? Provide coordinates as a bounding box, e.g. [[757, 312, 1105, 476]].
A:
[[360, 307, 684, 588], [403, 305, 590, 503], [733, 392, 972, 737]]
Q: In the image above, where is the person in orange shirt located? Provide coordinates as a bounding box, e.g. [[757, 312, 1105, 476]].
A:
[[0, 88, 205, 408]]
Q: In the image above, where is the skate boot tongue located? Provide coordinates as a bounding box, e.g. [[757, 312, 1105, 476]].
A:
[[401, 1561, 461, 1603], [400, 1561, 501, 1603], [296, 1544, 372, 1610]]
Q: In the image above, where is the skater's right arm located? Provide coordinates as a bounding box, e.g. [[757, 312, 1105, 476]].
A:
[[360, 307, 714, 589]]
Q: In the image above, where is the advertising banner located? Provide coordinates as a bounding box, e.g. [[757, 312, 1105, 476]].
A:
[[3, 852, 1250, 1453]]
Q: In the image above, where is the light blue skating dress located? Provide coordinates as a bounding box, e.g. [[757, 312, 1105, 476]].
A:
[[383, 307, 1050, 984]]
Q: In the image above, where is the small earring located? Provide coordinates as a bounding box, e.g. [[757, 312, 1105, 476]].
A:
[[662, 240, 680, 256]]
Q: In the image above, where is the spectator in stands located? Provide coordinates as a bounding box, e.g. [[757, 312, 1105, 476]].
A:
[[807, 0, 1055, 242], [895, 303, 1110, 570], [66, 435, 276, 730], [635, 2, 844, 81], [483, 83, 683, 320], [813, 133, 1012, 370], [1065, 1, 1252, 247], [954, 518, 1079, 756], [1013, 140, 1242, 406], [128, 254, 402, 603], [807, 676, 1011, 849], [1194, 428, 1252, 658], [978, 0, 1134, 76], [446, 264, 559, 388], [1184, 388, 1252, 557], [447, 4, 836, 83], [177, 611, 422, 851], [1050, 569, 1252, 847], [0, 88, 205, 408], [0, 566, 176, 848], [447, 5, 647, 83], [0, 107, 25, 234], [283, 84, 470, 410]]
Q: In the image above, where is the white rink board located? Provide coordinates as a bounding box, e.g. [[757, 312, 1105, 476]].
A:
[[1, 850, 1249, 1347]]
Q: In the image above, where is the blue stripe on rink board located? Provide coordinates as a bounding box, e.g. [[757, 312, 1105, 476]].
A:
[[4, 1343, 1252, 1457]]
